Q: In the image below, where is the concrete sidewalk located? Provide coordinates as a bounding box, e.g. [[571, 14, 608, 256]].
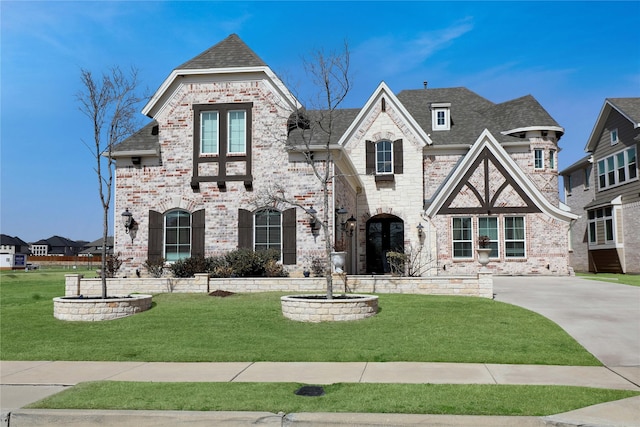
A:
[[2, 360, 639, 426]]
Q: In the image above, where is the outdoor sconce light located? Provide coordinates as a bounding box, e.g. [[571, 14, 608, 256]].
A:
[[345, 215, 357, 236], [417, 223, 424, 238], [307, 206, 318, 231], [122, 208, 136, 234]]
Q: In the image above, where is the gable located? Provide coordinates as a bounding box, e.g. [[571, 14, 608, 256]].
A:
[[438, 147, 540, 215], [426, 129, 577, 222]]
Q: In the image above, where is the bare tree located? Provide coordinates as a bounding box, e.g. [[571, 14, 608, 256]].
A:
[[77, 67, 143, 297], [268, 42, 351, 299]]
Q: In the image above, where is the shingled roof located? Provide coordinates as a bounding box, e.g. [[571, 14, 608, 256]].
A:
[[608, 98, 640, 125], [111, 120, 159, 155], [176, 33, 266, 70]]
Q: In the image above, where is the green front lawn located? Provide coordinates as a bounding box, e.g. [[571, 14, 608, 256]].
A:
[[28, 382, 638, 416], [577, 272, 640, 287], [1, 269, 599, 365]]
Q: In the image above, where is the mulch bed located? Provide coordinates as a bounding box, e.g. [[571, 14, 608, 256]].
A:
[[208, 290, 235, 297]]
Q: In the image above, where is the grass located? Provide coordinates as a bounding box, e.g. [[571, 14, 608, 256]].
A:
[[1, 269, 599, 365], [577, 272, 640, 287], [26, 381, 639, 416]]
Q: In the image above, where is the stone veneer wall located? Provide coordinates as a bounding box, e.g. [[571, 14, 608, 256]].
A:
[[53, 295, 153, 321], [65, 272, 493, 298], [622, 201, 640, 273]]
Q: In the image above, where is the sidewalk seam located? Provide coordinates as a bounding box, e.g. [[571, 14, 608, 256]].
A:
[[358, 362, 369, 383], [483, 364, 499, 384], [229, 362, 254, 382]]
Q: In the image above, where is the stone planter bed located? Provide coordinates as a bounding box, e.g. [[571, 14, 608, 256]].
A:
[[281, 294, 379, 322], [53, 294, 153, 322]]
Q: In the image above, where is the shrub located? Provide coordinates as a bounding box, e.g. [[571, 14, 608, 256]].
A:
[[144, 258, 164, 278], [225, 248, 285, 277], [168, 249, 288, 278], [169, 256, 208, 278], [311, 257, 326, 277], [104, 253, 123, 278]]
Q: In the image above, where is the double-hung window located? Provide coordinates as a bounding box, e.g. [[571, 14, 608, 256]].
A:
[[165, 210, 191, 262], [478, 217, 499, 258], [504, 217, 525, 258], [452, 217, 473, 258], [534, 149, 544, 170], [376, 140, 393, 174], [254, 209, 282, 256]]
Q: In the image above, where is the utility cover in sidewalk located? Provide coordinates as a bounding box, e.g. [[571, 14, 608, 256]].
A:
[[294, 385, 325, 396]]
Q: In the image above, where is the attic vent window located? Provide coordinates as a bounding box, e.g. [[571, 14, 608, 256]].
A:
[[431, 103, 451, 131]]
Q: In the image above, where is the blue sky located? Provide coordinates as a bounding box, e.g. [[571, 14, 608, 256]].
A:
[[1, 1, 639, 243]]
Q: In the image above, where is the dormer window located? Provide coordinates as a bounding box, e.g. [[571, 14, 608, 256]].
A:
[[431, 103, 451, 131]]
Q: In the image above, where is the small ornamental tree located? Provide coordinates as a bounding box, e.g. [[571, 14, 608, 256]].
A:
[[267, 42, 352, 299], [77, 67, 143, 297]]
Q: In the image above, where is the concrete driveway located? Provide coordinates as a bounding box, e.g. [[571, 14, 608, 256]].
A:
[[493, 275, 640, 369]]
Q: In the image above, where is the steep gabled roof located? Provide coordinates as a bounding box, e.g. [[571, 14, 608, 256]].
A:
[[483, 95, 563, 138], [176, 34, 266, 70], [585, 97, 640, 152], [425, 129, 577, 222], [0, 234, 29, 247]]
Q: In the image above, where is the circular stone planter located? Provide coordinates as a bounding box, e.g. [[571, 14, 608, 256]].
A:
[[281, 294, 378, 323], [53, 294, 153, 322]]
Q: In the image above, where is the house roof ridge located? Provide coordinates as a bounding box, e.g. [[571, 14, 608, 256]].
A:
[[175, 33, 267, 70]]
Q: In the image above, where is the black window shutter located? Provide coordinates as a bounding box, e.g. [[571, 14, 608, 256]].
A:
[[365, 140, 375, 174], [282, 208, 297, 265], [393, 139, 403, 174], [238, 209, 253, 249], [148, 210, 163, 262], [191, 209, 205, 258]]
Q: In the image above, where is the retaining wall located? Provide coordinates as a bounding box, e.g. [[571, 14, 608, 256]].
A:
[[65, 272, 493, 298]]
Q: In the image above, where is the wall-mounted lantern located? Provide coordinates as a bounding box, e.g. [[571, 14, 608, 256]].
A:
[[345, 215, 357, 236], [122, 208, 138, 242], [307, 206, 318, 232], [417, 223, 424, 238]]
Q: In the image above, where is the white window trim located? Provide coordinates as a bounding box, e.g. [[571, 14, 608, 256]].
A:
[[587, 206, 621, 249], [253, 209, 283, 259], [200, 111, 219, 155], [534, 149, 544, 170], [375, 140, 394, 175], [596, 146, 638, 190], [478, 216, 500, 259], [431, 103, 451, 131], [452, 217, 473, 259], [504, 216, 526, 258], [610, 128, 618, 145], [227, 110, 247, 155], [164, 210, 191, 262], [549, 149, 556, 170]]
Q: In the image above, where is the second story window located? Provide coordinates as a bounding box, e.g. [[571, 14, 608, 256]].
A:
[[228, 110, 246, 154], [549, 149, 556, 169], [610, 129, 618, 145], [200, 111, 219, 154], [534, 149, 544, 170], [376, 140, 393, 174], [597, 146, 637, 190]]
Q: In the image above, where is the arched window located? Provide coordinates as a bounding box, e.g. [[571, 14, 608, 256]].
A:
[[165, 210, 191, 261], [254, 209, 281, 256]]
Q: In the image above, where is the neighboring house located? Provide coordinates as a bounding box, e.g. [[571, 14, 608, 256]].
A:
[[561, 98, 640, 273], [80, 237, 114, 256], [30, 236, 85, 257], [112, 34, 576, 277], [0, 234, 31, 255]]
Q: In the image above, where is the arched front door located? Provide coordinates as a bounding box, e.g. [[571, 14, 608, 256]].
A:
[[366, 215, 404, 274]]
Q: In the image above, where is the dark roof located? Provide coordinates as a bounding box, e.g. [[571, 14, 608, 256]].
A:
[[112, 120, 159, 155], [397, 88, 561, 146], [608, 98, 640, 124], [0, 234, 29, 247], [287, 109, 361, 146], [176, 34, 266, 70], [33, 236, 83, 248], [559, 155, 592, 175]]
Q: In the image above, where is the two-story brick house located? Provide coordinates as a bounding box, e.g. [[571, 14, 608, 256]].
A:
[[112, 34, 576, 277], [561, 98, 640, 273]]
